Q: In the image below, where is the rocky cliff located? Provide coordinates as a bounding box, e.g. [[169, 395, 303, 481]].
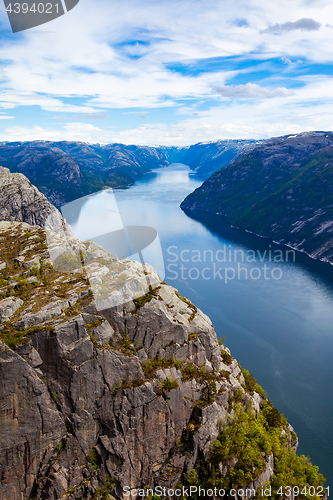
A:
[[181, 131, 333, 264], [0, 206, 325, 497], [0, 166, 72, 235]]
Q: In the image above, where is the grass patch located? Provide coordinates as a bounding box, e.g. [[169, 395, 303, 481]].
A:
[[0, 324, 54, 349], [133, 286, 161, 310], [159, 376, 179, 393], [141, 356, 182, 378], [88, 449, 99, 471], [110, 377, 145, 396], [221, 350, 233, 365]]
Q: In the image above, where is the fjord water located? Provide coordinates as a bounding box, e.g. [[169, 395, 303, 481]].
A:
[[64, 164, 333, 485]]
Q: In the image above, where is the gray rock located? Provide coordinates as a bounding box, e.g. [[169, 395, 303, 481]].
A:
[[15, 342, 43, 368], [0, 218, 303, 500], [14, 300, 69, 330], [0, 166, 72, 234], [91, 320, 119, 346], [0, 296, 23, 323], [0, 341, 66, 500]]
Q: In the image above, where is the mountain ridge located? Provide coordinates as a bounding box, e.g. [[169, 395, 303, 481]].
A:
[[0, 139, 254, 207], [181, 131, 333, 264]]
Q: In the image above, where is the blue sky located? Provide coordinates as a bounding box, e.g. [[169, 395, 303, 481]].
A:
[[0, 0, 333, 145]]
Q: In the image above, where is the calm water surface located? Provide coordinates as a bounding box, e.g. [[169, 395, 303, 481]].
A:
[[63, 164, 333, 485]]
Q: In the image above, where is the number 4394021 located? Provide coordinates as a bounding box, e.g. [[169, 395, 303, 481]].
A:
[[6, 3, 59, 14]]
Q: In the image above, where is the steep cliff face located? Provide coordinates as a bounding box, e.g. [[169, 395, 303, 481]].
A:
[[0, 215, 324, 499], [181, 131, 333, 263], [0, 166, 72, 235]]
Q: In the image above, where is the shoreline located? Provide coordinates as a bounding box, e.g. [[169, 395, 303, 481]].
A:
[[181, 206, 333, 268]]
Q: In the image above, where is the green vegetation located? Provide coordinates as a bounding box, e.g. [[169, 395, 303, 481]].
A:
[[88, 449, 99, 471], [56, 440, 67, 453], [91, 474, 116, 500], [242, 368, 267, 398], [141, 358, 224, 407], [110, 376, 145, 396], [176, 364, 325, 497], [159, 376, 179, 393], [221, 349, 232, 365], [180, 362, 217, 386], [133, 286, 161, 310], [116, 334, 136, 355], [182, 403, 325, 498], [85, 318, 104, 330], [141, 356, 182, 378], [188, 333, 198, 341], [0, 324, 54, 349]]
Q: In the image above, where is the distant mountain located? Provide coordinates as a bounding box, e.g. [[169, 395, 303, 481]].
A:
[[0, 141, 170, 207], [176, 139, 258, 178], [47, 141, 170, 176], [181, 131, 333, 263], [0, 140, 256, 208]]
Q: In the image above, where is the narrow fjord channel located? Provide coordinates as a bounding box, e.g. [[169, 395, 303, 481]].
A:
[[63, 164, 333, 485]]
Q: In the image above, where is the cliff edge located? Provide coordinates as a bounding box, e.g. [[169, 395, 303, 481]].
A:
[[0, 180, 325, 499], [0, 166, 72, 235]]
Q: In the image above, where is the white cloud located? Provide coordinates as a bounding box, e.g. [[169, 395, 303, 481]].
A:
[[3, 123, 105, 142], [0, 91, 98, 113], [72, 112, 107, 120], [0, 0, 332, 108], [213, 83, 295, 99], [0, 0, 332, 142], [5, 89, 333, 146], [261, 18, 321, 34]]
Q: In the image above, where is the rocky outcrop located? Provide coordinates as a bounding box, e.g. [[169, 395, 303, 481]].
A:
[[0, 167, 72, 235], [0, 218, 322, 500], [0, 296, 23, 323]]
